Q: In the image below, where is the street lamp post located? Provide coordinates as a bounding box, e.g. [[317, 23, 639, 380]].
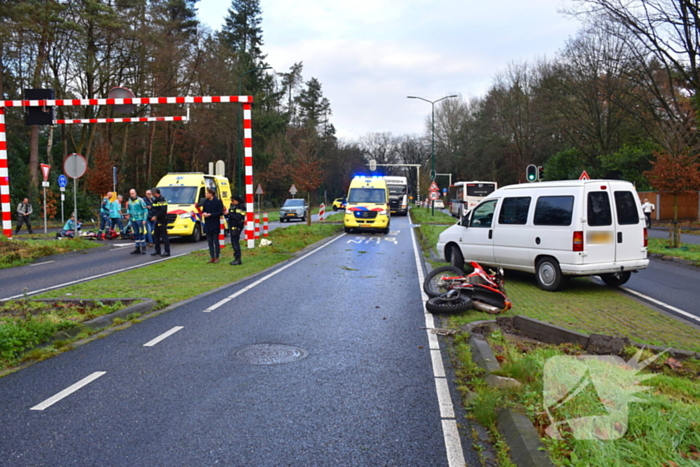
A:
[[237, 66, 272, 195], [407, 94, 458, 215]]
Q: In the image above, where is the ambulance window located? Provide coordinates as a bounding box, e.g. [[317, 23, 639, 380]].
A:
[[534, 196, 574, 226], [587, 192, 612, 226], [198, 187, 206, 205], [498, 197, 530, 225], [469, 200, 497, 228], [614, 191, 640, 225]]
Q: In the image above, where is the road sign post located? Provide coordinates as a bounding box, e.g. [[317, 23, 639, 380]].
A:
[[64, 153, 87, 225], [58, 174, 68, 224], [40, 164, 51, 233]]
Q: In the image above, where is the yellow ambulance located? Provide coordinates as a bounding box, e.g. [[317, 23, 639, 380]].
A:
[[155, 173, 232, 241], [343, 175, 390, 234]]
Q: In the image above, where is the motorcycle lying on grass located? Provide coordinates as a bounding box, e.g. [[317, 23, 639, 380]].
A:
[[423, 261, 513, 314]]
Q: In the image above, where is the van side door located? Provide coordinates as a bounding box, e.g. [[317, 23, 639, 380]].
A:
[[460, 199, 498, 264], [493, 196, 532, 268], [611, 187, 645, 262]]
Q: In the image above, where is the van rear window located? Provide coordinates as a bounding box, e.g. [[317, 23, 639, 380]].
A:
[[587, 192, 612, 226], [614, 191, 640, 225], [498, 197, 530, 225], [534, 196, 574, 226]]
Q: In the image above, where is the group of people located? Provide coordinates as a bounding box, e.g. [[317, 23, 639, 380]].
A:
[[200, 190, 246, 265], [98, 188, 171, 256]]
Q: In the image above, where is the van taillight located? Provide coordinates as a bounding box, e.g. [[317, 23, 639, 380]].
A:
[[644, 228, 648, 247], [573, 231, 584, 251]]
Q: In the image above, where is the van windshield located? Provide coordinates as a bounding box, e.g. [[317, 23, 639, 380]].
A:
[[158, 186, 197, 204], [348, 188, 386, 204]]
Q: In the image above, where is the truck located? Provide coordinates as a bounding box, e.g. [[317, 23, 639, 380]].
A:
[[383, 175, 409, 215], [155, 172, 232, 242]]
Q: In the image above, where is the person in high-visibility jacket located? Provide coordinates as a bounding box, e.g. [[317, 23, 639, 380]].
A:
[[127, 189, 149, 255], [226, 195, 246, 265]]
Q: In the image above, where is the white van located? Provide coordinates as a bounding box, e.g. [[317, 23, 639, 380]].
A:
[[436, 180, 649, 291]]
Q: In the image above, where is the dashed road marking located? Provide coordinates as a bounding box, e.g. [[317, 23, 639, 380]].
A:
[[30, 372, 106, 411], [143, 326, 184, 347], [30, 261, 55, 267]]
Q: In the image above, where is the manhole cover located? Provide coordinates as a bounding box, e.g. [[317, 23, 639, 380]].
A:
[[230, 344, 308, 365]]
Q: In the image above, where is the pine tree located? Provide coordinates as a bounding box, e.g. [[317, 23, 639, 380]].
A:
[[219, 0, 263, 58]]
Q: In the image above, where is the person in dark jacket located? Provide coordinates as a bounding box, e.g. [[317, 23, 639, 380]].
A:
[[15, 198, 34, 234], [149, 187, 170, 257], [202, 188, 224, 263], [226, 195, 246, 265]]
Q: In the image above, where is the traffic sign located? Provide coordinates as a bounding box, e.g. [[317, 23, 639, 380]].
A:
[[429, 181, 439, 192], [255, 184, 264, 195], [41, 181, 49, 187], [442, 187, 448, 195], [579, 170, 590, 180], [429, 191, 440, 201], [58, 174, 68, 188], [40, 164, 51, 181], [64, 153, 87, 179], [289, 184, 297, 195], [369, 159, 376, 171]]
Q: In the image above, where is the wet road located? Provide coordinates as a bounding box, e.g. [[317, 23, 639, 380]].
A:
[[0, 215, 478, 466]]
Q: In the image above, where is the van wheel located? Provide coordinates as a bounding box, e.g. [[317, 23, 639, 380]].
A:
[[449, 246, 465, 271], [188, 224, 202, 242], [536, 257, 564, 291], [600, 271, 631, 287], [424, 265, 465, 298]]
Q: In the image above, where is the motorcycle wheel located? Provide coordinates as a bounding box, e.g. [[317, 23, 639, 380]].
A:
[[426, 293, 473, 314], [423, 265, 465, 298]]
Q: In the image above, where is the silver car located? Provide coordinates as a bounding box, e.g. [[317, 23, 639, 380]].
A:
[[279, 199, 308, 222]]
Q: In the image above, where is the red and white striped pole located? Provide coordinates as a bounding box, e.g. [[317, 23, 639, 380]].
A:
[[254, 214, 260, 240], [0, 108, 11, 240], [219, 217, 226, 250], [319, 203, 325, 221], [243, 103, 255, 249], [263, 213, 268, 237]]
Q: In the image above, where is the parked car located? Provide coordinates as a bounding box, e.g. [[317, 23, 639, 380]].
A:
[[332, 197, 346, 211], [279, 199, 308, 222], [437, 180, 649, 291], [433, 199, 445, 209]]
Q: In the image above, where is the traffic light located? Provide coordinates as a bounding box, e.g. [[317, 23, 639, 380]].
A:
[[526, 164, 537, 182], [538, 166, 544, 181]]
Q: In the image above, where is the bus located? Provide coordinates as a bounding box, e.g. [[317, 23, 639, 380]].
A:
[[448, 181, 498, 218], [383, 175, 409, 216]]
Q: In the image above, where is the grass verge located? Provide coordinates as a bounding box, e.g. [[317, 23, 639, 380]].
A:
[[0, 236, 100, 269], [408, 207, 455, 264], [35, 222, 343, 310], [457, 329, 700, 467], [648, 237, 700, 266]]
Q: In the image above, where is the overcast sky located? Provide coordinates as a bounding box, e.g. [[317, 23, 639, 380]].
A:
[[196, 0, 580, 141]]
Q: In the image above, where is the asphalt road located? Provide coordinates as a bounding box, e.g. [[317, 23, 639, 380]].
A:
[[0, 212, 337, 301], [0, 215, 478, 466]]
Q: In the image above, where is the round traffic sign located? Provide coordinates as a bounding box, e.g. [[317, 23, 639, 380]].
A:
[[58, 174, 68, 188], [429, 191, 440, 200], [64, 153, 87, 179]]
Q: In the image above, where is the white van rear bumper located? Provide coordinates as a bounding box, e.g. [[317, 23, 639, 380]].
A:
[[560, 259, 649, 276]]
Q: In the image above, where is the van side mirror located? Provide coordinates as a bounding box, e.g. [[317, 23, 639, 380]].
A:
[[460, 216, 469, 227]]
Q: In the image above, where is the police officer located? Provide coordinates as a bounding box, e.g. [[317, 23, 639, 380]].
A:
[[150, 187, 171, 257], [226, 195, 246, 265]]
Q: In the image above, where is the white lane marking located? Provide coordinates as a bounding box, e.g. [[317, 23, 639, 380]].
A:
[[434, 377, 456, 419], [410, 224, 466, 467], [112, 243, 133, 248], [30, 372, 106, 411], [143, 326, 184, 347], [30, 261, 55, 267], [204, 234, 346, 312], [1, 250, 197, 302], [621, 286, 700, 324]]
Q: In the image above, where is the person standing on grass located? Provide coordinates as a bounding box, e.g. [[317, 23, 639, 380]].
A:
[[15, 197, 33, 234], [202, 188, 224, 263], [642, 198, 655, 228], [150, 188, 170, 257], [127, 189, 148, 255], [143, 189, 155, 246], [226, 194, 246, 266]]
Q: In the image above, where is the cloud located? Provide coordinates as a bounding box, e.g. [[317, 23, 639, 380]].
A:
[[198, 0, 580, 139]]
